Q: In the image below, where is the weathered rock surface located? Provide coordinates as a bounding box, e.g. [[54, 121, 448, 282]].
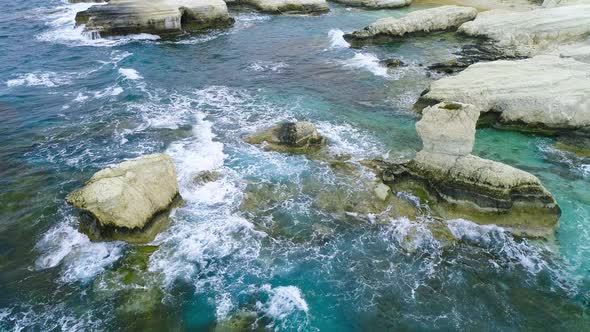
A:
[[234, 0, 329, 13], [244, 121, 326, 153], [416, 102, 480, 156], [76, 0, 234, 37], [344, 6, 477, 42], [373, 102, 560, 237], [555, 127, 590, 157], [543, 0, 590, 7], [416, 55, 590, 131], [67, 154, 180, 239], [458, 5, 590, 57], [330, 0, 411, 9]]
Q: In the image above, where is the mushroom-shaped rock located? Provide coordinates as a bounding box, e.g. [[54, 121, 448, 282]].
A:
[[416, 102, 480, 156], [372, 102, 560, 237], [330, 0, 411, 9], [458, 5, 590, 57], [76, 0, 234, 37], [66, 154, 180, 240], [245, 121, 326, 153], [344, 6, 477, 43], [416, 55, 590, 131], [236, 0, 329, 13]]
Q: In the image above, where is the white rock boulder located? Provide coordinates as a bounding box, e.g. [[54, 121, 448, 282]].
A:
[[76, 0, 234, 37], [67, 154, 179, 232], [416, 55, 590, 131], [373, 102, 560, 237], [344, 5, 477, 42], [416, 102, 480, 156], [235, 0, 329, 13], [458, 5, 590, 57], [330, 0, 411, 9]]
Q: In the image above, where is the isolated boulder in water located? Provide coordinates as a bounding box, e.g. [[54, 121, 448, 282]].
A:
[[330, 0, 411, 9], [344, 5, 477, 43], [416, 55, 590, 131], [76, 0, 234, 37], [235, 0, 329, 13], [416, 102, 480, 156], [372, 102, 560, 237], [66, 154, 180, 240], [245, 121, 326, 153], [458, 5, 590, 57]]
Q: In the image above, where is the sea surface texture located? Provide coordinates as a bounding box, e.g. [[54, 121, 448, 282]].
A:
[[0, 0, 589, 331]]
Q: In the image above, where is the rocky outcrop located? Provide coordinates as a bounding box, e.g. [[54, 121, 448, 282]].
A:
[[344, 6, 477, 43], [372, 102, 560, 237], [330, 0, 411, 9], [233, 0, 329, 13], [458, 5, 590, 57], [76, 0, 234, 37], [416, 55, 590, 131], [244, 121, 326, 154], [67, 154, 180, 242], [543, 0, 590, 7]]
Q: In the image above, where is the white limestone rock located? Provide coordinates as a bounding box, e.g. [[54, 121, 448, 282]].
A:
[[76, 0, 234, 37], [458, 5, 590, 57], [416, 55, 590, 130], [237, 0, 329, 13], [345, 5, 477, 41], [330, 0, 411, 9], [67, 154, 179, 231]]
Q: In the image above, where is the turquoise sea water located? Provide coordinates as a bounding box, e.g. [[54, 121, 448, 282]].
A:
[[0, 1, 589, 330]]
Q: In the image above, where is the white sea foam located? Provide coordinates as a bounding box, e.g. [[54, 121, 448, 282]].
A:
[[247, 61, 288, 73], [118, 68, 143, 80], [258, 285, 309, 320], [93, 85, 123, 98], [343, 53, 391, 78], [6, 72, 72, 88], [34, 218, 125, 283], [446, 219, 551, 274], [327, 29, 350, 49], [315, 121, 383, 159]]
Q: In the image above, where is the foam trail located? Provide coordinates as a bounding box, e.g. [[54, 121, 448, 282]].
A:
[[343, 53, 390, 78], [118, 68, 143, 80], [327, 29, 350, 49], [34, 217, 125, 283], [6, 72, 72, 88]]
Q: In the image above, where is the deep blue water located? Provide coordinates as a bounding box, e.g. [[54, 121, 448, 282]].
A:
[[0, 0, 589, 331]]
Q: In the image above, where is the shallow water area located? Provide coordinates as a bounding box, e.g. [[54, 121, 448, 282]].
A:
[[0, 0, 589, 331]]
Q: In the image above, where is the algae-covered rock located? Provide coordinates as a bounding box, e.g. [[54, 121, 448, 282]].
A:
[[344, 6, 477, 43], [67, 154, 180, 242], [214, 311, 263, 332], [370, 102, 560, 237], [244, 121, 326, 154], [555, 127, 590, 158], [76, 0, 234, 37]]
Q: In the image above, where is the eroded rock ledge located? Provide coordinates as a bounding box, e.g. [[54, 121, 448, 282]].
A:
[[458, 4, 590, 57], [76, 0, 235, 37], [67, 154, 180, 243], [230, 0, 329, 13], [330, 0, 411, 9], [244, 121, 327, 154], [344, 5, 478, 44], [370, 102, 560, 237], [415, 55, 590, 132]]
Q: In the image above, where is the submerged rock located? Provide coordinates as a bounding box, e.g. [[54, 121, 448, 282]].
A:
[[67, 154, 180, 242], [344, 5, 477, 44], [232, 0, 329, 13], [330, 0, 411, 9], [416, 56, 590, 131], [76, 0, 234, 37], [555, 127, 590, 158], [380, 58, 406, 68], [458, 5, 590, 57], [373, 102, 560, 237], [244, 121, 326, 154]]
